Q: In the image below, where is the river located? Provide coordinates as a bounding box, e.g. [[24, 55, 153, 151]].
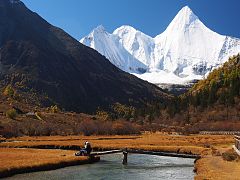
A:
[[5, 153, 195, 180]]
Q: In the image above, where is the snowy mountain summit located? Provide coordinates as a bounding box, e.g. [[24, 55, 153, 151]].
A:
[[80, 6, 240, 84], [80, 25, 148, 73]]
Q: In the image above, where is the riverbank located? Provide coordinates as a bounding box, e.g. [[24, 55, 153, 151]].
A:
[[0, 148, 100, 178]]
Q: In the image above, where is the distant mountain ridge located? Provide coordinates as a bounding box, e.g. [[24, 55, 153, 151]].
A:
[[0, 0, 168, 113], [81, 6, 240, 85]]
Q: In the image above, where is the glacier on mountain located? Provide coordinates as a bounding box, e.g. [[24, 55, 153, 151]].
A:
[[80, 6, 240, 85]]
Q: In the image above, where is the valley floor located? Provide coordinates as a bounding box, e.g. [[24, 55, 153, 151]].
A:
[[0, 134, 239, 179]]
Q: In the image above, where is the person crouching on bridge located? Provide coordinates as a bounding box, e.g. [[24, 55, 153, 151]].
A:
[[75, 141, 92, 156]]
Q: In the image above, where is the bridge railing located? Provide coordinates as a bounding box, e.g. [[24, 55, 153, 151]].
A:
[[235, 136, 240, 150], [200, 131, 240, 135]]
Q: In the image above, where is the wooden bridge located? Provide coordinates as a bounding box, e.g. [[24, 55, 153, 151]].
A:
[[91, 149, 200, 165], [233, 136, 240, 156]]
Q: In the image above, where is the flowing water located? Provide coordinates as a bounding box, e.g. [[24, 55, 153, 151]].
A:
[[5, 153, 195, 180]]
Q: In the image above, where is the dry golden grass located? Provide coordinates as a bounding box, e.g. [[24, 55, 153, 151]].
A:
[[195, 148, 240, 180], [1, 134, 234, 155], [0, 137, 6, 141], [0, 148, 99, 178]]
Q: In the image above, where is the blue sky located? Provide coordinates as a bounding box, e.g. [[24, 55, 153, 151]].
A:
[[21, 0, 240, 40]]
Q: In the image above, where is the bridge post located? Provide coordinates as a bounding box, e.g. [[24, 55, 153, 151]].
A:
[[122, 150, 128, 165], [235, 136, 240, 150], [234, 136, 240, 156]]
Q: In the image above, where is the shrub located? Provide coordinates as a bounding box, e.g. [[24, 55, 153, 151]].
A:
[[35, 112, 43, 120], [0, 126, 20, 138], [211, 147, 221, 156], [77, 119, 140, 136], [3, 85, 15, 97], [6, 109, 17, 119], [48, 105, 60, 113], [112, 121, 140, 135], [96, 110, 111, 121], [79, 119, 96, 136], [222, 149, 239, 161], [112, 103, 136, 120]]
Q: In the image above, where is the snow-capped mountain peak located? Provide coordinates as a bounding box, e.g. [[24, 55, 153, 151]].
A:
[[113, 25, 155, 66], [80, 25, 148, 74], [173, 6, 198, 25], [159, 6, 207, 37], [152, 6, 227, 77], [92, 25, 106, 34], [114, 25, 137, 34], [160, 6, 199, 36], [80, 6, 240, 85]]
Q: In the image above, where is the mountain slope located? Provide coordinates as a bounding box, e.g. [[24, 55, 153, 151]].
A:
[[0, 0, 168, 113], [81, 6, 240, 85]]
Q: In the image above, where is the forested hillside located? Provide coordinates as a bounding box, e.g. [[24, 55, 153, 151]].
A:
[[96, 55, 240, 132], [187, 54, 240, 107], [164, 54, 240, 132]]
